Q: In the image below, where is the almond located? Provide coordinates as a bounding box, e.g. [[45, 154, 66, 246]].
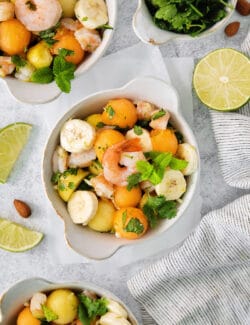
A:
[[236, 0, 250, 16], [13, 199, 31, 218], [224, 21, 240, 37]]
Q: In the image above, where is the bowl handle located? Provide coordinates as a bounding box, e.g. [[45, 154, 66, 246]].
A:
[[133, 0, 178, 45], [0, 278, 52, 323], [120, 77, 180, 115]]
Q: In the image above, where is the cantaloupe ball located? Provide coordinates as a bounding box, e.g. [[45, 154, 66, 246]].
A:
[[150, 129, 178, 154], [94, 129, 125, 162], [0, 19, 31, 55], [52, 34, 84, 65], [17, 307, 41, 325], [102, 99, 138, 128], [114, 186, 142, 208]]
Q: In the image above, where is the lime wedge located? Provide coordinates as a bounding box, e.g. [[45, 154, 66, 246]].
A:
[[193, 48, 250, 111], [0, 123, 32, 183], [0, 218, 43, 252]]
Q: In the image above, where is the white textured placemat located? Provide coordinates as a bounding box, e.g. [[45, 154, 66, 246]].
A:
[[43, 43, 201, 265]]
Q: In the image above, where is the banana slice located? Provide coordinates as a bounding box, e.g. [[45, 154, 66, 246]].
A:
[[126, 128, 152, 152], [75, 0, 108, 30], [97, 312, 132, 325], [176, 143, 198, 176], [107, 299, 128, 319], [155, 169, 186, 201], [52, 145, 69, 173], [60, 119, 96, 153], [67, 191, 98, 225]]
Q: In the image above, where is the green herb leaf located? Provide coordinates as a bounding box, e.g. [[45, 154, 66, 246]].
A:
[[41, 305, 58, 322], [127, 173, 142, 191], [97, 24, 113, 30], [68, 182, 75, 189], [104, 105, 115, 119], [169, 157, 188, 170], [125, 218, 144, 234], [78, 303, 90, 325], [96, 122, 105, 128], [78, 180, 93, 191], [78, 294, 108, 320], [11, 55, 26, 68], [134, 125, 143, 135], [31, 67, 54, 84], [39, 23, 60, 46], [142, 194, 177, 227], [53, 50, 76, 93], [25, 0, 36, 11], [82, 16, 88, 21], [51, 171, 61, 185], [62, 168, 78, 178], [58, 183, 66, 191], [152, 109, 166, 120]]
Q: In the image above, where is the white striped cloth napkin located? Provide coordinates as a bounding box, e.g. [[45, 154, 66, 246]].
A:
[[128, 32, 250, 325]]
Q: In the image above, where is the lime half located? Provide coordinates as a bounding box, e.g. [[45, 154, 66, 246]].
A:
[[0, 218, 43, 252], [193, 48, 250, 111], [0, 123, 32, 183]]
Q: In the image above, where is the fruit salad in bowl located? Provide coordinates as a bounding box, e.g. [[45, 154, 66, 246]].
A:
[[0, 278, 138, 324], [42, 77, 200, 259], [0, 0, 116, 103]]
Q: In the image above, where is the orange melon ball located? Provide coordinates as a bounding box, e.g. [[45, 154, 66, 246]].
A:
[[150, 129, 178, 154], [102, 99, 138, 128], [52, 34, 84, 65], [0, 19, 31, 55], [114, 207, 148, 240], [17, 307, 41, 325], [114, 185, 142, 208], [94, 129, 125, 162]]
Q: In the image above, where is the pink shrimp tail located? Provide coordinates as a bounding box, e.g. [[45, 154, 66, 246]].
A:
[[118, 138, 142, 152]]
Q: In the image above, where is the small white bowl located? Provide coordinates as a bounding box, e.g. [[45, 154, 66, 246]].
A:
[[133, 0, 236, 45], [0, 278, 138, 325], [42, 77, 200, 260], [2, 0, 117, 104]]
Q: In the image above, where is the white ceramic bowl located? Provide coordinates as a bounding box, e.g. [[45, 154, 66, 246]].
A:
[[42, 77, 200, 260], [0, 278, 138, 325], [2, 0, 117, 104], [133, 0, 236, 45]]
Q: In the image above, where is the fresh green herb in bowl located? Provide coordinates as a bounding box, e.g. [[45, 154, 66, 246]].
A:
[[145, 0, 234, 36]]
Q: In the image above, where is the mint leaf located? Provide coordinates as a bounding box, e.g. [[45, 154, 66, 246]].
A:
[[136, 161, 154, 181], [53, 51, 76, 93], [11, 55, 26, 68], [41, 305, 58, 322], [31, 67, 54, 84], [125, 218, 144, 234], [127, 173, 141, 191], [78, 303, 90, 325], [158, 200, 177, 219], [134, 125, 143, 135], [169, 157, 188, 170], [58, 48, 74, 58], [51, 171, 61, 185]]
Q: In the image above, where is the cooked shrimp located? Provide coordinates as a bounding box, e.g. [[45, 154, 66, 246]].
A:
[[150, 109, 170, 130], [14, 0, 62, 32], [52, 146, 69, 173], [90, 174, 114, 199], [74, 27, 101, 52], [61, 18, 82, 32], [69, 149, 96, 168], [0, 56, 15, 77], [102, 139, 142, 186], [120, 151, 146, 169], [135, 101, 156, 120], [0, 1, 15, 22]]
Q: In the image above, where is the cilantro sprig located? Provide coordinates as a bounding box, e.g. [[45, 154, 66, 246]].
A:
[[78, 294, 108, 325], [146, 0, 232, 36], [127, 151, 188, 190], [39, 23, 60, 46], [31, 48, 76, 93], [142, 194, 177, 228]]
